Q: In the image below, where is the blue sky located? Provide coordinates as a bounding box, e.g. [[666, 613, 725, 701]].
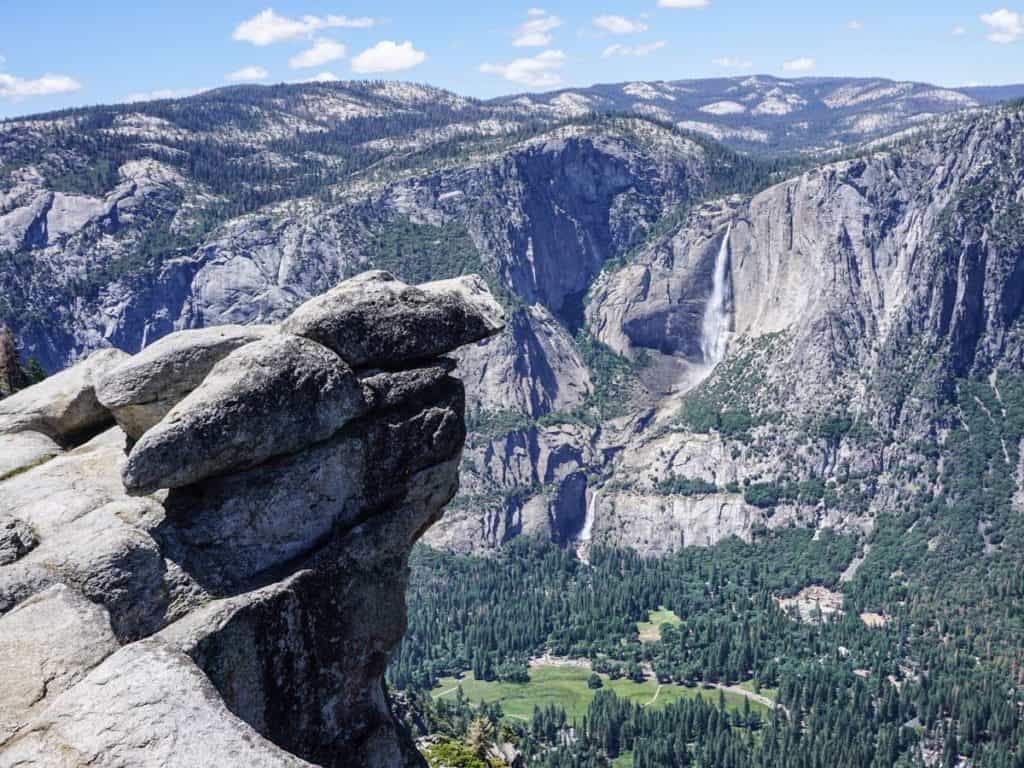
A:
[[1, 1, 1022, 118]]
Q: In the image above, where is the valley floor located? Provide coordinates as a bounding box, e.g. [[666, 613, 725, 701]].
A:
[[431, 663, 772, 722]]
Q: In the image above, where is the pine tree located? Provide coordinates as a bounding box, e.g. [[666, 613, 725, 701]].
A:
[[467, 717, 495, 759], [23, 357, 47, 385]]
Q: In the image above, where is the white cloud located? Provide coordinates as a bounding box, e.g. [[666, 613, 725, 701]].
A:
[[594, 15, 649, 34], [952, 24, 967, 36], [782, 56, 816, 73], [0, 72, 82, 99], [480, 49, 566, 87], [981, 9, 1024, 43], [351, 41, 427, 73], [124, 87, 206, 103], [527, 7, 546, 16], [845, 20, 864, 31], [225, 65, 269, 82], [300, 72, 342, 83], [233, 9, 375, 46], [603, 40, 667, 57], [712, 56, 753, 70], [289, 38, 347, 69], [657, 0, 709, 8], [514, 12, 562, 47]]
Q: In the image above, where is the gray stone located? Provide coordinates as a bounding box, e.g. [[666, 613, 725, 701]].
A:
[[156, 434, 367, 590], [359, 359, 455, 411], [0, 640, 314, 766], [0, 516, 37, 566], [155, 374, 465, 593], [0, 349, 127, 442], [281, 270, 504, 368], [0, 431, 61, 483], [0, 585, 118, 743], [20, 502, 170, 641], [122, 334, 368, 494], [96, 325, 276, 439], [0, 428, 129, 539]]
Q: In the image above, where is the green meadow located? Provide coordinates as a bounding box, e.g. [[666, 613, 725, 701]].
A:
[[636, 606, 683, 642], [431, 664, 769, 722]]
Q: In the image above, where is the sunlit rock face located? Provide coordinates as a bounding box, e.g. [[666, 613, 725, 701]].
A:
[[0, 271, 504, 768]]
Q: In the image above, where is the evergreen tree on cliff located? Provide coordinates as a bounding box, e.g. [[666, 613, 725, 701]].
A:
[[0, 325, 24, 397]]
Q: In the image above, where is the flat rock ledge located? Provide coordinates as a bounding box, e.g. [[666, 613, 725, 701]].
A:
[[0, 271, 504, 768]]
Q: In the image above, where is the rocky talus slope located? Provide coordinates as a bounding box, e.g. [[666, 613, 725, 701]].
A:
[[0, 271, 503, 767]]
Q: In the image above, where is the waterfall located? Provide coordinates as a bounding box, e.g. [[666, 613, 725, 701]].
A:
[[700, 224, 732, 367], [579, 490, 597, 543], [576, 490, 598, 563]]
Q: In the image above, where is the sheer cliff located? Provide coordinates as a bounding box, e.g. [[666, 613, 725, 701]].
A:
[[430, 102, 1024, 562], [2, 82, 1024, 566], [0, 271, 504, 767], [573, 105, 1024, 555]]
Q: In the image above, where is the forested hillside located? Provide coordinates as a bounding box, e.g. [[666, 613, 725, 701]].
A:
[[393, 535, 1023, 767], [3, 74, 1024, 768]]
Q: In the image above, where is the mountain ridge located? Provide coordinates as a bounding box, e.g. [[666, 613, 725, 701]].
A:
[[2, 76, 1024, 569]]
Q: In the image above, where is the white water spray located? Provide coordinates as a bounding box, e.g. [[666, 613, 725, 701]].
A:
[[700, 224, 732, 367], [576, 490, 598, 562], [579, 490, 597, 543]]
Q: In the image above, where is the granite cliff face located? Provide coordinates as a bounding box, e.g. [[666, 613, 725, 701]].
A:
[[0, 271, 504, 766], [2, 81, 1024, 561], [429, 104, 1024, 556], [1, 118, 707, 374], [569, 107, 1024, 554]]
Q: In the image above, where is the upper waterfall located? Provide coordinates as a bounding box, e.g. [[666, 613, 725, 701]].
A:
[[580, 489, 598, 543], [576, 489, 599, 563], [700, 224, 733, 367]]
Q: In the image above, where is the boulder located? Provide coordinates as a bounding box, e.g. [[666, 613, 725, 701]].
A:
[[0, 585, 118, 743], [0, 516, 37, 566], [0, 349, 127, 442], [156, 434, 367, 590], [96, 325, 275, 439], [420, 274, 506, 337], [281, 270, 505, 368], [122, 334, 367, 494], [153, 374, 465, 592], [0, 431, 62, 483]]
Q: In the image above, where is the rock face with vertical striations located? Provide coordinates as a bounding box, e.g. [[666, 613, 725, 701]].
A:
[[0, 270, 504, 767]]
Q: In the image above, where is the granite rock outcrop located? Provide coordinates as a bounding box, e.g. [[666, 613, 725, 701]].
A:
[[0, 271, 503, 767]]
